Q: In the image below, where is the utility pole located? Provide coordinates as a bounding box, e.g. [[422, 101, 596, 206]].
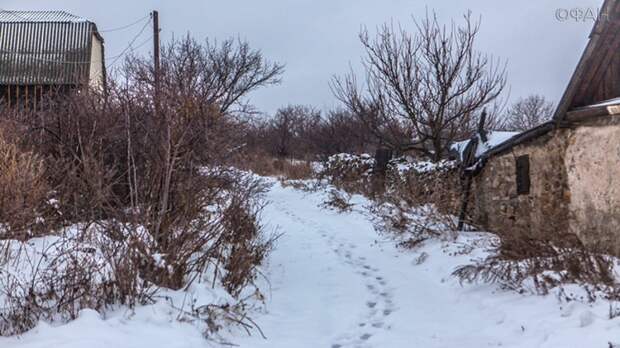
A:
[[152, 10, 160, 113]]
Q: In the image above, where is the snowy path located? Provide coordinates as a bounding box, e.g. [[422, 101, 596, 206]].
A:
[[242, 184, 399, 347], [3, 181, 620, 347], [237, 182, 620, 348]]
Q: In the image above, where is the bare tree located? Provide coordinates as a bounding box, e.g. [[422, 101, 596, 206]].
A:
[[246, 106, 374, 161], [503, 95, 554, 131], [306, 109, 373, 159], [123, 35, 284, 117], [265, 105, 320, 158], [332, 11, 507, 161]]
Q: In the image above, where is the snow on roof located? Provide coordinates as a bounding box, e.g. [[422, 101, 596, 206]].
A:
[[452, 131, 520, 161], [0, 10, 89, 23]]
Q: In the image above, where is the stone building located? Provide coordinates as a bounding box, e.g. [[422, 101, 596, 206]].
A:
[[460, 0, 620, 254]]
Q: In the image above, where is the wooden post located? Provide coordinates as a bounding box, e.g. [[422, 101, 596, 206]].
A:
[[374, 147, 393, 174], [457, 175, 472, 231], [152, 10, 160, 114], [478, 109, 488, 143]]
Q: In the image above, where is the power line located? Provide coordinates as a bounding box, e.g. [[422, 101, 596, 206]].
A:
[[107, 35, 153, 68], [107, 19, 152, 67], [98, 14, 150, 33], [0, 9, 149, 36]]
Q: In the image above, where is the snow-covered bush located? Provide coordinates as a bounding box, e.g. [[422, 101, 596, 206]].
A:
[[317, 153, 462, 245], [369, 201, 459, 246], [0, 226, 151, 336], [385, 158, 457, 183], [0, 169, 275, 337], [318, 153, 459, 206], [216, 172, 275, 297], [317, 153, 376, 195], [321, 153, 374, 179], [384, 158, 459, 205]]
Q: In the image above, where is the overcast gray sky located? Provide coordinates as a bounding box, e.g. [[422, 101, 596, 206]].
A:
[[2, 0, 603, 114]]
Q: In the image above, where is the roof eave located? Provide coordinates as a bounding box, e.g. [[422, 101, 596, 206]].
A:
[[566, 102, 620, 120], [466, 122, 556, 173], [553, 0, 620, 121]]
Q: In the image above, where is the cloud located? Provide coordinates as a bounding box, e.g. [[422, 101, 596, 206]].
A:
[[3, 0, 595, 114]]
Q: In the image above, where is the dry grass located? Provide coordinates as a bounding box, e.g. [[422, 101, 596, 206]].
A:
[[453, 236, 617, 302], [0, 128, 51, 240], [235, 151, 314, 180]]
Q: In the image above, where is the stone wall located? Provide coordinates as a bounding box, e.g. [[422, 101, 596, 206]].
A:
[[470, 129, 571, 239], [565, 120, 620, 254], [470, 117, 620, 255]]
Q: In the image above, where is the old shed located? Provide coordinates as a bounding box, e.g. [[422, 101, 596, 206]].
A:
[[460, 0, 620, 255], [0, 10, 105, 107]]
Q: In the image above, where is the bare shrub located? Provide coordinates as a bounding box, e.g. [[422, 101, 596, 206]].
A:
[[0, 34, 282, 337], [305, 109, 372, 160], [321, 189, 354, 213], [218, 175, 274, 296], [369, 201, 458, 248], [453, 236, 617, 302], [261, 105, 320, 159], [0, 226, 154, 336], [245, 106, 374, 163]]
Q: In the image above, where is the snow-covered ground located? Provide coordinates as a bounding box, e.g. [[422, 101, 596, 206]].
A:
[[3, 180, 620, 347]]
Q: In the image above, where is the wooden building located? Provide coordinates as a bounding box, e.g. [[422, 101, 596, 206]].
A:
[[0, 10, 105, 108], [458, 0, 620, 255]]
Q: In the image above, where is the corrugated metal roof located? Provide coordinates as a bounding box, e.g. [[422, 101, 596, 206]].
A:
[[0, 11, 100, 85], [0, 10, 88, 23]]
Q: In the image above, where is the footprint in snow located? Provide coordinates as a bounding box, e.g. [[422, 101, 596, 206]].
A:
[[282, 205, 394, 348]]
